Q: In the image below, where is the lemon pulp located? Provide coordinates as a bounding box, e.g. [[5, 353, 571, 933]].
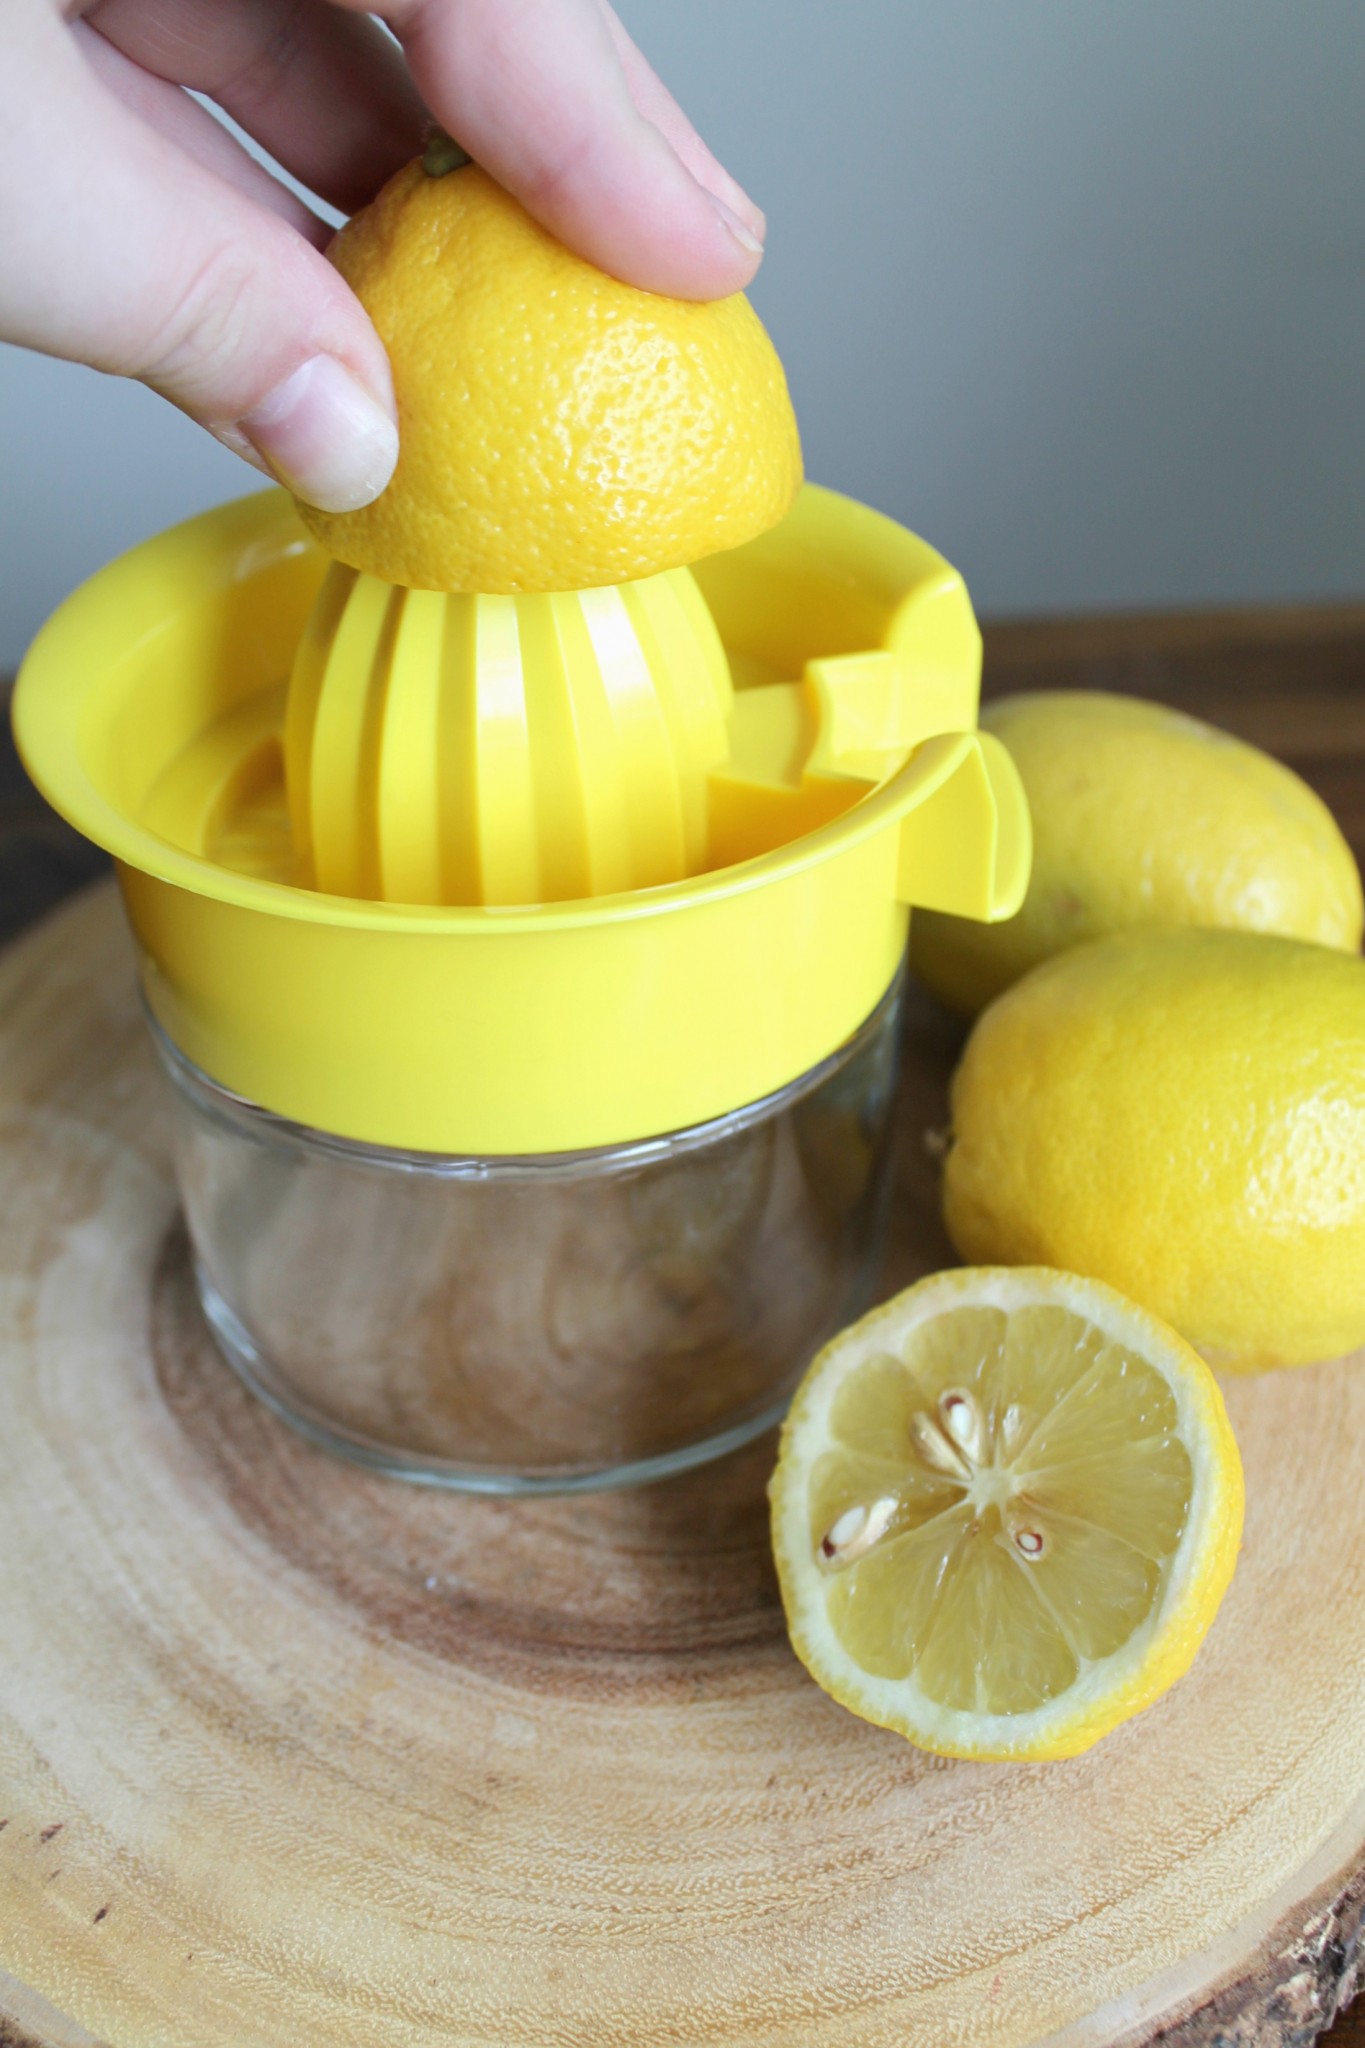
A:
[[771, 1268, 1243, 1759], [813, 1302, 1191, 1714]]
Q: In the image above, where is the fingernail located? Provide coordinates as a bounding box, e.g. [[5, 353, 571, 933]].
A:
[[712, 177, 767, 246], [712, 194, 765, 259], [237, 356, 399, 513], [209, 422, 276, 481]]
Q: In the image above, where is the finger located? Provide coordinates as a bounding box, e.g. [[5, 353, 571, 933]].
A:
[[73, 17, 328, 242], [597, 0, 764, 244], [2, 15, 397, 510], [382, 0, 763, 299], [84, 0, 426, 214]]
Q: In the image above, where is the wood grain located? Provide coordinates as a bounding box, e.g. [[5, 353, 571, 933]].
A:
[[0, 883, 1364, 2047], [3, 604, 1365, 2047]]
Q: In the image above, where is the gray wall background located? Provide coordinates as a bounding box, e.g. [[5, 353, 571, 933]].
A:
[[3, 0, 1364, 673]]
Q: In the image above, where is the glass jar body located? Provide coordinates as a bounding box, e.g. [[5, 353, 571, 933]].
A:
[[153, 982, 902, 1493]]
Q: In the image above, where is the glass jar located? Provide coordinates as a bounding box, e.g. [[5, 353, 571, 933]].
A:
[[152, 979, 903, 1493]]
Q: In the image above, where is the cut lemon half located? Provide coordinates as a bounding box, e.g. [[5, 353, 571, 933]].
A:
[[769, 1268, 1244, 1760]]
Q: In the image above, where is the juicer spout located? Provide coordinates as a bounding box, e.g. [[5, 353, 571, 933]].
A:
[[894, 731, 1032, 923]]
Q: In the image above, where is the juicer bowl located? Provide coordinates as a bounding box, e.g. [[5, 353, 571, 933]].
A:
[[13, 483, 1027, 1155]]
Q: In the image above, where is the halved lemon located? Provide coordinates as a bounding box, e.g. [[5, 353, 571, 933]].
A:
[[769, 1268, 1244, 1760]]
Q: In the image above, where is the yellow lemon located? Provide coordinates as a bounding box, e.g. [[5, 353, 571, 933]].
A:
[[943, 928, 1365, 1368], [912, 692, 1362, 1016], [769, 1265, 1243, 1761], [297, 160, 802, 592]]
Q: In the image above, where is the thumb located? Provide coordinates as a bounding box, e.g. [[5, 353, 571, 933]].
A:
[[2, 29, 397, 512]]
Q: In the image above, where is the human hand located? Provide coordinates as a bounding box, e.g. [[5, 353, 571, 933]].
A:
[[3, 0, 765, 514]]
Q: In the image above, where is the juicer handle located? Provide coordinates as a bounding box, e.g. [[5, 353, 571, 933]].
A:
[[895, 730, 1031, 922]]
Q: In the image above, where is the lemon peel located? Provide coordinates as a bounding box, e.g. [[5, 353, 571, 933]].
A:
[[297, 161, 802, 593], [913, 692, 1363, 1017], [943, 928, 1365, 1368]]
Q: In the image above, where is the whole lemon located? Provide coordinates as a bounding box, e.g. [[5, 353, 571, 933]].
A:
[[942, 928, 1365, 1369], [297, 160, 802, 593], [912, 692, 1363, 1016]]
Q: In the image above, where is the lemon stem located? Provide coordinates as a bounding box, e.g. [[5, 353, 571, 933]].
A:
[[423, 128, 472, 177]]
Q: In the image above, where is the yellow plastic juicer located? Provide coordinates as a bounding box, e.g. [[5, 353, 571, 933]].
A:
[[14, 480, 1030, 1491]]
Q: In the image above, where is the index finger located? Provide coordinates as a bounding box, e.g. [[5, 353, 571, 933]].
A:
[[353, 0, 764, 299]]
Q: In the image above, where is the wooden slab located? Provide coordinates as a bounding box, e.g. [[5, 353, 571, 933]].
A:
[[4, 884, 1365, 2047]]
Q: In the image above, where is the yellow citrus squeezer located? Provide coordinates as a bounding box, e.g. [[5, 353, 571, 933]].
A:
[[14, 482, 1028, 1154], [12, 472, 1030, 1489], [15, 483, 1027, 1153]]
